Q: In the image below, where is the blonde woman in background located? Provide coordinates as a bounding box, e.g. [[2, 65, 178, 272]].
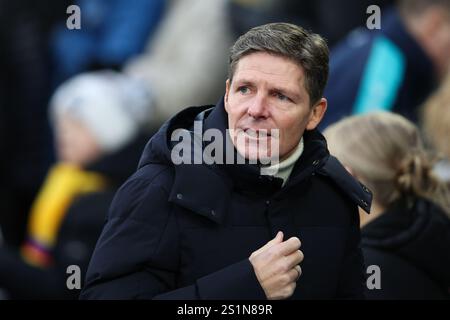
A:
[[324, 112, 450, 300], [422, 71, 450, 183]]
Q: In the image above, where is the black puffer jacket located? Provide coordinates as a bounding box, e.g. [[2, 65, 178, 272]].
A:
[[81, 99, 372, 300], [362, 199, 450, 299]]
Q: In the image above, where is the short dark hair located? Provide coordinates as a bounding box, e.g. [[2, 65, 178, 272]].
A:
[[228, 22, 329, 106]]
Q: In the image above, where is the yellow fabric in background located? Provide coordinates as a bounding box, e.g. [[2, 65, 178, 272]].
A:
[[25, 163, 107, 254]]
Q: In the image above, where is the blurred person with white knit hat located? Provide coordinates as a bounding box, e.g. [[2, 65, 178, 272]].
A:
[[0, 71, 153, 299]]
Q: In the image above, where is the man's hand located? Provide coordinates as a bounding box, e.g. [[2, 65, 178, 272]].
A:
[[249, 231, 303, 300]]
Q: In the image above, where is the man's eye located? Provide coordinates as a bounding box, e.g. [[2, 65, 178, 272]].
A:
[[274, 92, 289, 101], [238, 86, 250, 94]]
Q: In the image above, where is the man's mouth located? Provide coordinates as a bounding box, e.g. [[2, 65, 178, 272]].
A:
[[243, 128, 272, 138]]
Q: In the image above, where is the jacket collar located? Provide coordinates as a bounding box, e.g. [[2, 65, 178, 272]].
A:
[[316, 155, 372, 213], [167, 100, 231, 224]]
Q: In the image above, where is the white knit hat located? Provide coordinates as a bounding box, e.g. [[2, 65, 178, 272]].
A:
[[50, 70, 153, 153]]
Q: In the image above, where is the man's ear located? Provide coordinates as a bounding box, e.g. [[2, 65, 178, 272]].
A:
[[224, 79, 230, 113], [306, 98, 327, 130]]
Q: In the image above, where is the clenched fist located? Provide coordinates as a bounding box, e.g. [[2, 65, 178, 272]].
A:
[[249, 231, 303, 300]]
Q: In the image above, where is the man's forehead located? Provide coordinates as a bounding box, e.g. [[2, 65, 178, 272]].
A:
[[235, 52, 303, 73], [233, 54, 306, 92]]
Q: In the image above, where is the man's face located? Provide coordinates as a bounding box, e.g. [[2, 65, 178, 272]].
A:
[[225, 51, 326, 162]]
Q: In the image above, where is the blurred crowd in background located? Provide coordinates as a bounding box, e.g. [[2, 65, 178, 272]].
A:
[[0, 0, 449, 299]]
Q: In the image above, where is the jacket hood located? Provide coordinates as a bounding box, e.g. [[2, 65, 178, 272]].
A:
[[138, 104, 213, 169]]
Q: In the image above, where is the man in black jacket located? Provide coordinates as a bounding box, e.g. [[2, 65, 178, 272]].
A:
[[81, 23, 372, 300]]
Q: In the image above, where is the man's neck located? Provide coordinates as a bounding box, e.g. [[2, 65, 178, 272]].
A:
[[263, 137, 304, 186]]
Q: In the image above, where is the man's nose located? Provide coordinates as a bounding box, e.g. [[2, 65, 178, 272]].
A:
[[247, 94, 269, 119]]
